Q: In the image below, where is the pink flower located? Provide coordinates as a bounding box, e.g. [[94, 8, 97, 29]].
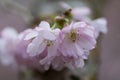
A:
[[15, 29, 47, 71], [60, 2, 91, 21], [91, 18, 108, 38], [0, 27, 18, 65], [72, 7, 91, 21], [26, 21, 60, 70], [58, 22, 96, 69], [16, 29, 36, 58]]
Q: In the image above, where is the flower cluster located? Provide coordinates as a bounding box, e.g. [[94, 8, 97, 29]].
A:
[[0, 3, 107, 71]]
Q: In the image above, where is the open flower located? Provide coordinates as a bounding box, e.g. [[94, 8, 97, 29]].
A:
[[58, 22, 96, 69], [26, 21, 60, 70], [14, 29, 46, 72], [0, 27, 18, 65]]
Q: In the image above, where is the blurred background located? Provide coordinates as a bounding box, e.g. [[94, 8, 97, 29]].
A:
[[0, 0, 120, 80]]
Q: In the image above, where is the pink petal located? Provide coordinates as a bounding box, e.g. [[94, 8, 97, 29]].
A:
[[77, 34, 96, 50], [48, 44, 57, 58], [81, 26, 95, 38], [75, 43, 84, 56], [27, 35, 46, 56], [38, 21, 50, 30], [24, 31, 38, 40], [1, 27, 18, 39], [59, 38, 79, 58], [52, 28, 60, 36], [72, 7, 91, 20], [73, 22, 87, 29], [82, 50, 90, 59], [92, 18, 107, 34], [52, 56, 64, 71], [43, 30, 56, 40], [75, 59, 84, 68], [40, 44, 57, 65]]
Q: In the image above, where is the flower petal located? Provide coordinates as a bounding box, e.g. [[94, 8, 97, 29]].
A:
[[40, 43, 57, 65], [27, 34, 46, 56], [1, 27, 18, 39], [24, 31, 38, 40], [59, 38, 79, 58], [52, 28, 60, 36], [52, 56, 64, 71], [73, 22, 87, 29], [77, 34, 96, 50], [75, 59, 84, 68], [81, 26, 95, 38], [39, 21, 50, 30], [92, 18, 107, 33], [75, 43, 84, 56], [43, 30, 56, 40], [72, 7, 91, 20], [48, 44, 57, 58]]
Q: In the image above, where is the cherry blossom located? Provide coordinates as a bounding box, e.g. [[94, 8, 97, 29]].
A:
[[58, 22, 96, 69], [26, 21, 60, 70], [0, 27, 18, 65], [91, 18, 108, 38]]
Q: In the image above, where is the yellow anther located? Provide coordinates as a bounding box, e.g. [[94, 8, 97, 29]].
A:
[[68, 30, 76, 42]]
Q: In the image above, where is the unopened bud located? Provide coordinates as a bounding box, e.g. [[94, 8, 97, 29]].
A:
[[55, 16, 67, 29], [64, 9, 72, 19], [55, 16, 65, 22]]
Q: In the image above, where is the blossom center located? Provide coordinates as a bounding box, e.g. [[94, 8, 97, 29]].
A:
[[69, 29, 76, 42], [44, 40, 54, 46]]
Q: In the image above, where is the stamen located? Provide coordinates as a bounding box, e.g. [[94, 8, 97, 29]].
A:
[[44, 40, 54, 46], [68, 30, 76, 42]]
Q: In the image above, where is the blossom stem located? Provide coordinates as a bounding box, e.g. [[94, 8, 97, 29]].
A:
[[51, 23, 57, 29]]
